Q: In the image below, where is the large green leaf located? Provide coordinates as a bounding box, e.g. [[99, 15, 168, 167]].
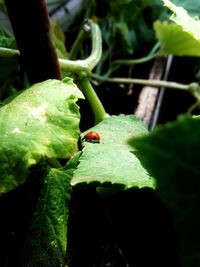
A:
[[154, 0, 200, 56], [71, 115, 155, 189], [163, 0, 200, 39], [23, 155, 79, 267], [154, 20, 200, 56], [0, 78, 84, 193], [131, 115, 200, 267]]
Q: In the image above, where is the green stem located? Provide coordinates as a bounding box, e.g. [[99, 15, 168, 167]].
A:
[[60, 20, 102, 74], [148, 41, 161, 55], [59, 58, 90, 74], [187, 101, 200, 114], [92, 74, 200, 101], [0, 47, 19, 56], [92, 74, 189, 90], [79, 78, 108, 124], [84, 20, 102, 71], [111, 42, 161, 67], [69, 29, 86, 60], [188, 82, 200, 101], [112, 52, 159, 66], [0, 20, 102, 75]]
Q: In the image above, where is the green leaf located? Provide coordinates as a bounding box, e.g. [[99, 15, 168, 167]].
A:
[[154, 20, 200, 56], [154, 0, 200, 56], [131, 115, 200, 267], [0, 78, 84, 193], [23, 156, 79, 267], [98, 0, 166, 60], [173, 0, 200, 17], [163, 0, 200, 39], [71, 115, 155, 189]]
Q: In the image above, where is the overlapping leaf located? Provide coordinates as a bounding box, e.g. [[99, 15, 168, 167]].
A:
[[154, 21, 200, 56], [0, 78, 84, 193], [71, 115, 155, 189], [154, 0, 200, 56], [23, 154, 79, 267], [131, 115, 200, 267]]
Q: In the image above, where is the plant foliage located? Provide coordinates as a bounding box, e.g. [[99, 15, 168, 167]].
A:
[[0, 78, 83, 193], [131, 115, 200, 267], [154, 0, 200, 56], [23, 156, 78, 267], [72, 114, 155, 189], [0, 0, 200, 266]]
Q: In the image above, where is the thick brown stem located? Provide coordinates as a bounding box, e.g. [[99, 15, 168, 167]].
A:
[[4, 0, 61, 84]]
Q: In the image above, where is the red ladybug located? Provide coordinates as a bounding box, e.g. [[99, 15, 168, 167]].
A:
[[83, 131, 100, 143]]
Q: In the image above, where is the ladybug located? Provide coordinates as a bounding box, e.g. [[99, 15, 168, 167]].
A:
[[83, 131, 100, 143]]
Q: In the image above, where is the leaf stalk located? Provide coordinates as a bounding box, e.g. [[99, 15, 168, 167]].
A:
[[78, 78, 108, 124]]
